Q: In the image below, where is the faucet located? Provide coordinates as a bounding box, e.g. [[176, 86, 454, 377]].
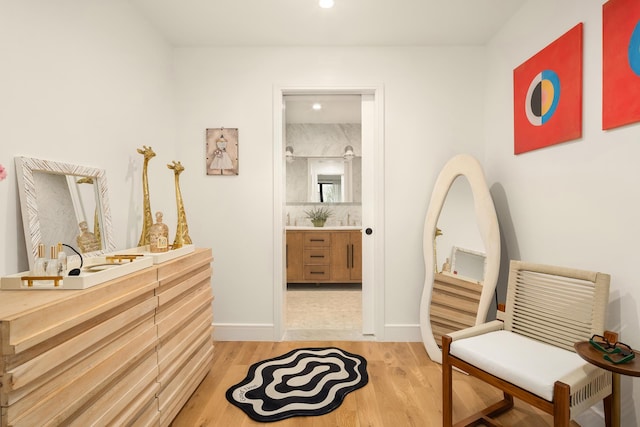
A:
[[287, 213, 290, 226], [347, 213, 351, 226]]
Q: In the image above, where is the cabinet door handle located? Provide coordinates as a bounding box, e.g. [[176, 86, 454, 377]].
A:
[[286, 244, 288, 268], [310, 255, 325, 258], [346, 245, 350, 269], [350, 244, 354, 270]]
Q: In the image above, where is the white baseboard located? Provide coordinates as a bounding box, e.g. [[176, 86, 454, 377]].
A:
[[213, 322, 422, 342], [213, 323, 276, 341], [383, 324, 422, 342]]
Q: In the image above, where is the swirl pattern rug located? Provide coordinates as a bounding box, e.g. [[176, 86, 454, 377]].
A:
[[226, 347, 368, 422]]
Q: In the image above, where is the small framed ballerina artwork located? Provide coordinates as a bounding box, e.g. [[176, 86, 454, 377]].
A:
[[206, 127, 239, 175]]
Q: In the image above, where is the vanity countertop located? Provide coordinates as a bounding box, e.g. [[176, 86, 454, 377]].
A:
[[285, 226, 362, 231]]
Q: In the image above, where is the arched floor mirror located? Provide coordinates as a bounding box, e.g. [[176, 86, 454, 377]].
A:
[[419, 154, 500, 364]]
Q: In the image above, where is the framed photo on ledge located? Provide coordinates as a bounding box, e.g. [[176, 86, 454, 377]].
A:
[[206, 127, 239, 175]]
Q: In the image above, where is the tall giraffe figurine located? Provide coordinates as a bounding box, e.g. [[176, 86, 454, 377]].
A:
[[168, 160, 192, 249], [137, 146, 156, 247]]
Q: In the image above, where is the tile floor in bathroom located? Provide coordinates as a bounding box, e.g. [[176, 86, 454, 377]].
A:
[[284, 283, 373, 341]]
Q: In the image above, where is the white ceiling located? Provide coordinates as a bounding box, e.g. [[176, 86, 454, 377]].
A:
[[285, 95, 362, 123], [129, 0, 525, 122], [129, 0, 525, 47]]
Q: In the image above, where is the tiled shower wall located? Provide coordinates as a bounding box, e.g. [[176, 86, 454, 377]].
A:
[[285, 123, 362, 227]]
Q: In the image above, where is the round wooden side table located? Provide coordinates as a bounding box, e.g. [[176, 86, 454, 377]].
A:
[[574, 341, 640, 427]]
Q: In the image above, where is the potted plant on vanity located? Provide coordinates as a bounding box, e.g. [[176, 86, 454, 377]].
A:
[[305, 206, 333, 227]]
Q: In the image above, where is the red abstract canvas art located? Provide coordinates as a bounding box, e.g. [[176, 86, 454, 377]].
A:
[[603, 0, 640, 130], [513, 23, 583, 154]]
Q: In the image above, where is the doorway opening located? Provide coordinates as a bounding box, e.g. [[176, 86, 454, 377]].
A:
[[272, 86, 384, 341]]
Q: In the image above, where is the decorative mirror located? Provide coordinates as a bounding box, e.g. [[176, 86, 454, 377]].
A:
[[15, 156, 115, 270], [419, 154, 500, 364]]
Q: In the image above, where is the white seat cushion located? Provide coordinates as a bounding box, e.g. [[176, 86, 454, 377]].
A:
[[449, 330, 590, 401]]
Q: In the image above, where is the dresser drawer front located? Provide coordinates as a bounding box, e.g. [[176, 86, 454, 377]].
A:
[[303, 265, 330, 280], [303, 232, 331, 247], [303, 249, 330, 265]]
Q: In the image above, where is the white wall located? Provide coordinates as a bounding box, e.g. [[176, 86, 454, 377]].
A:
[[1, 0, 635, 422], [173, 46, 488, 339], [485, 1, 640, 424], [0, 0, 177, 275]]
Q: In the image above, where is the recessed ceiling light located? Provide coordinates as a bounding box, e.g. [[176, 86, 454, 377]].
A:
[[319, 0, 334, 9], [312, 103, 322, 110]]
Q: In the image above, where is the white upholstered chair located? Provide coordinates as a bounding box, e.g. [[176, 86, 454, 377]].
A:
[[442, 260, 613, 427]]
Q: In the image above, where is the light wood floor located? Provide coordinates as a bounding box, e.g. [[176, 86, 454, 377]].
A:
[[170, 341, 567, 427]]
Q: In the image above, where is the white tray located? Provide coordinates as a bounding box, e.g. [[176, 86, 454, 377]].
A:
[[0, 255, 154, 290], [115, 244, 195, 264]]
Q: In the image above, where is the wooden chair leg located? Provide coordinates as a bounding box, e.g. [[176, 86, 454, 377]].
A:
[[603, 392, 613, 427], [442, 336, 454, 427], [442, 336, 515, 427], [453, 394, 513, 427], [553, 381, 571, 427]]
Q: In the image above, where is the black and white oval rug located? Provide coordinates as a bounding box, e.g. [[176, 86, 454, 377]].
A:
[[225, 347, 368, 422]]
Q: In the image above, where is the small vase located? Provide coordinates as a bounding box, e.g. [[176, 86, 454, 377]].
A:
[[311, 219, 326, 227]]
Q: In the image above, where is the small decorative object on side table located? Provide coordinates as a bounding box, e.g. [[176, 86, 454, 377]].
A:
[[574, 331, 640, 427]]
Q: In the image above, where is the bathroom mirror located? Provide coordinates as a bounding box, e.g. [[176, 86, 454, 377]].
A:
[[15, 156, 115, 270], [419, 154, 500, 364], [286, 156, 361, 204]]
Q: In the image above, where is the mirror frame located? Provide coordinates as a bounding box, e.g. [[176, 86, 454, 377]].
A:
[[419, 154, 500, 364], [451, 246, 487, 282], [15, 156, 115, 270]]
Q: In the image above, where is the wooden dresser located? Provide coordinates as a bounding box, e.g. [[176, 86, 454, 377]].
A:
[[286, 230, 361, 284], [429, 272, 482, 347], [0, 248, 213, 427]]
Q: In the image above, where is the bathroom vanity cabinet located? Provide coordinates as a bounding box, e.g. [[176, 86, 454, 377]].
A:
[[287, 230, 361, 284], [286, 231, 305, 282], [0, 248, 213, 427]]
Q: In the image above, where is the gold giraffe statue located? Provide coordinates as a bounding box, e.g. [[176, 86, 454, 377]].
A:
[[168, 160, 192, 249], [76, 177, 102, 249], [433, 227, 443, 273], [137, 146, 156, 247]]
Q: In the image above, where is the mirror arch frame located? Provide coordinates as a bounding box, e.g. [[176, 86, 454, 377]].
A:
[[15, 156, 115, 270], [419, 154, 500, 364]]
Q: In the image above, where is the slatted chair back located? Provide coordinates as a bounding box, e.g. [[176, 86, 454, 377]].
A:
[[502, 260, 610, 352]]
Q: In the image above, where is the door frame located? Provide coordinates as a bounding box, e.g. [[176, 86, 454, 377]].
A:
[[272, 85, 385, 340]]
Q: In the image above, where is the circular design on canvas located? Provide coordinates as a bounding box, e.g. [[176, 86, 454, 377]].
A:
[[628, 20, 640, 77], [525, 69, 560, 126]]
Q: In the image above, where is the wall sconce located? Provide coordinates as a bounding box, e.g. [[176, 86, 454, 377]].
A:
[[343, 145, 355, 161], [285, 146, 295, 163]]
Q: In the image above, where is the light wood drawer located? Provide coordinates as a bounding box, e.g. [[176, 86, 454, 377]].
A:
[[303, 232, 331, 247], [303, 249, 330, 265], [303, 265, 330, 280]]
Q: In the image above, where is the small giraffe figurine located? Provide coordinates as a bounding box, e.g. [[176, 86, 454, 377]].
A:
[[168, 160, 192, 249], [137, 146, 156, 247]]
